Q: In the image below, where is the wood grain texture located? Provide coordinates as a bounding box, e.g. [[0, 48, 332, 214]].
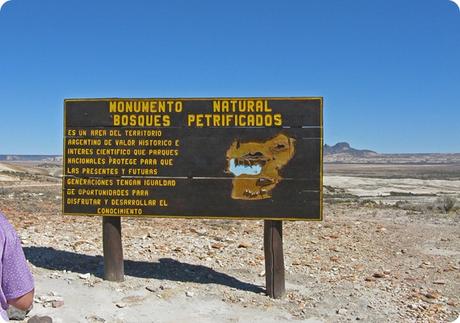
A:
[[102, 216, 124, 281], [264, 220, 285, 298]]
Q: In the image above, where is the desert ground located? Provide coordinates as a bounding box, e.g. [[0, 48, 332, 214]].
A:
[[0, 159, 459, 323]]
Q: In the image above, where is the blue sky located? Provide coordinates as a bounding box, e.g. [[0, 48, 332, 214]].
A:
[[0, 0, 459, 154]]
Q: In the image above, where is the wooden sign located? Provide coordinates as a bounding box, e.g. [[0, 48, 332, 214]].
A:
[[63, 98, 323, 221]]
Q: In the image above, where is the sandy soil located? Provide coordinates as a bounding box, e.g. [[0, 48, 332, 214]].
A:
[[0, 162, 459, 323], [324, 176, 460, 198]]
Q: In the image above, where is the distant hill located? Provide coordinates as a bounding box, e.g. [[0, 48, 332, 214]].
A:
[[0, 155, 62, 162], [324, 142, 378, 157], [324, 142, 460, 164]]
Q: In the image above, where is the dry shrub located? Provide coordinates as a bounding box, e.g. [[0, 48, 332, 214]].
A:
[[435, 196, 457, 213]]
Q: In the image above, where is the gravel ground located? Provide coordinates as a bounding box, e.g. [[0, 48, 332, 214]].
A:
[[0, 165, 459, 323]]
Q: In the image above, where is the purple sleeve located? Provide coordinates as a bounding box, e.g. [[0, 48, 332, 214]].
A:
[[2, 229, 34, 300]]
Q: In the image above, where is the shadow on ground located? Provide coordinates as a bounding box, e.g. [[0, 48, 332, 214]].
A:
[[24, 246, 263, 293]]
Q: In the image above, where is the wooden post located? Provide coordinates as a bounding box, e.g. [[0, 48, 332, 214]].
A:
[[103, 216, 124, 281], [264, 220, 285, 298]]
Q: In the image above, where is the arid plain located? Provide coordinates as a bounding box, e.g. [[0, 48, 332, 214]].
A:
[[0, 147, 459, 323]]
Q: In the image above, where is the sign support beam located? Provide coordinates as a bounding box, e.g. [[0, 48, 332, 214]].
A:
[[103, 216, 124, 281], [264, 220, 285, 298]]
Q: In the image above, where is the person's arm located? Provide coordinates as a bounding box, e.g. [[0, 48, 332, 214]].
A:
[[1, 219, 35, 312], [7, 288, 34, 311]]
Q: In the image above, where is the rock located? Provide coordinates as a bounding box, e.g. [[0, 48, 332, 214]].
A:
[[372, 272, 385, 278], [85, 315, 106, 322], [185, 291, 194, 297], [337, 308, 347, 315], [365, 277, 376, 282], [433, 280, 446, 285], [259, 270, 265, 277], [210, 242, 225, 249], [237, 242, 252, 248], [145, 286, 157, 293], [447, 299, 458, 306], [51, 300, 64, 308], [39, 295, 63, 303], [190, 228, 207, 235], [115, 302, 126, 308], [424, 291, 441, 299], [78, 273, 91, 279], [7, 306, 28, 320], [27, 316, 53, 323]]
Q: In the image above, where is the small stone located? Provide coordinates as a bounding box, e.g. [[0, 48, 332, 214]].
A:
[[39, 295, 63, 303], [7, 306, 28, 320], [27, 316, 53, 323], [185, 291, 194, 297], [115, 302, 126, 308], [52, 300, 64, 308], [237, 242, 252, 248], [447, 299, 458, 306], [211, 242, 225, 249], [78, 273, 91, 279], [373, 272, 385, 278], [365, 277, 376, 282], [146, 286, 157, 292], [424, 291, 441, 299], [190, 228, 207, 235], [337, 308, 347, 315], [433, 280, 446, 285], [330, 256, 339, 262], [259, 270, 265, 277], [85, 315, 106, 322]]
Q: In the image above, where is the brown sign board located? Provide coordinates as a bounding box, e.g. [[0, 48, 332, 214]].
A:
[[63, 97, 323, 221]]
